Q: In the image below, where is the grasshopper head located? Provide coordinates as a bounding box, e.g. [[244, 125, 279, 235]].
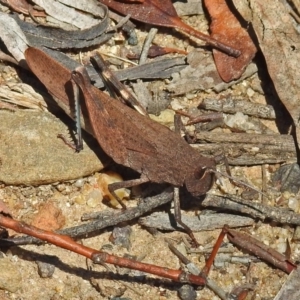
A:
[[185, 159, 215, 197]]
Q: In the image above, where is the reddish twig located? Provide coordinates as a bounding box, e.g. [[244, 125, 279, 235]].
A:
[[202, 225, 297, 276], [0, 214, 207, 286]]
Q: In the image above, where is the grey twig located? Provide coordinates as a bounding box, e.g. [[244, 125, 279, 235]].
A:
[[202, 194, 300, 225], [0, 188, 173, 246], [139, 212, 254, 231], [139, 28, 158, 64], [192, 132, 297, 165]]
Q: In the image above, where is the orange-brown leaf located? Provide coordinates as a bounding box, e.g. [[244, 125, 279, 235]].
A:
[[2, 0, 46, 17], [204, 0, 257, 82]]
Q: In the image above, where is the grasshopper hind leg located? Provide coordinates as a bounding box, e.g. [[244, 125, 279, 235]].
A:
[[173, 187, 199, 247]]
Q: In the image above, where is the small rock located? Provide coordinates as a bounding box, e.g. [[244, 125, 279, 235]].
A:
[[31, 201, 65, 231], [149, 109, 175, 127], [109, 226, 132, 250], [292, 226, 300, 242], [36, 260, 55, 278], [174, 0, 204, 16], [86, 189, 103, 208], [288, 197, 299, 212], [0, 258, 22, 293], [74, 178, 85, 188], [178, 284, 197, 300], [74, 194, 86, 205], [0, 110, 103, 185]]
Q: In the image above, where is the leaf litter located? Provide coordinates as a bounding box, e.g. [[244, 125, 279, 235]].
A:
[[0, 0, 299, 299]]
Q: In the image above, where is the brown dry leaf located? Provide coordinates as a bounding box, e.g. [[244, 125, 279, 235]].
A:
[[203, 0, 257, 82], [235, 0, 300, 149], [99, 0, 239, 56], [0, 0, 46, 16]]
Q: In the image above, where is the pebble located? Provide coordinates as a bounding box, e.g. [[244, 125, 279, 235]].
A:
[[110, 226, 132, 250], [273, 163, 300, 194], [74, 194, 86, 205], [31, 201, 65, 231], [178, 284, 197, 300], [36, 261, 55, 278], [86, 189, 103, 208], [288, 197, 299, 212], [74, 178, 85, 188], [247, 87, 255, 97], [293, 226, 300, 241], [149, 109, 175, 127]]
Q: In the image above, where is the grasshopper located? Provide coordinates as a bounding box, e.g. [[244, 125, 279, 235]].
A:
[[25, 47, 216, 244]]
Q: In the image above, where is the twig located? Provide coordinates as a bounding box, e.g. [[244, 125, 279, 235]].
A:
[[202, 194, 300, 225], [192, 132, 297, 165], [199, 98, 276, 119], [261, 164, 268, 204], [139, 212, 254, 231], [0, 214, 207, 286], [204, 226, 296, 275], [139, 28, 158, 64], [166, 240, 228, 300], [98, 51, 138, 66], [108, 14, 132, 32], [0, 188, 173, 246]]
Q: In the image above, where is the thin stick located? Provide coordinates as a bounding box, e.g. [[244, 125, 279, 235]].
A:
[[0, 214, 207, 286], [98, 51, 138, 66], [139, 28, 158, 64], [166, 239, 228, 300], [173, 18, 241, 57], [225, 226, 296, 274], [0, 188, 173, 246], [202, 194, 300, 225]]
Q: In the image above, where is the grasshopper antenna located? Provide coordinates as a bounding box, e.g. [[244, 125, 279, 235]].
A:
[[208, 168, 268, 198]]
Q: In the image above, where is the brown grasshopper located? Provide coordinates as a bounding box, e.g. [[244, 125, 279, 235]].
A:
[[25, 47, 216, 244]]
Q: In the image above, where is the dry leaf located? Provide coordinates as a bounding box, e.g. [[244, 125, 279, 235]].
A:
[[236, 0, 300, 149], [0, 12, 28, 62], [10, 3, 111, 49], [99, 0, 239, 56], [31, 0, 103, 29], [204, 0, 257, 82], [0, 0, 46, 16]]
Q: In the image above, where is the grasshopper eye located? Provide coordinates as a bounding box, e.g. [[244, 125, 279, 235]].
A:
[[194, 166, 206, 180], [185, 166, 214, 197]]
